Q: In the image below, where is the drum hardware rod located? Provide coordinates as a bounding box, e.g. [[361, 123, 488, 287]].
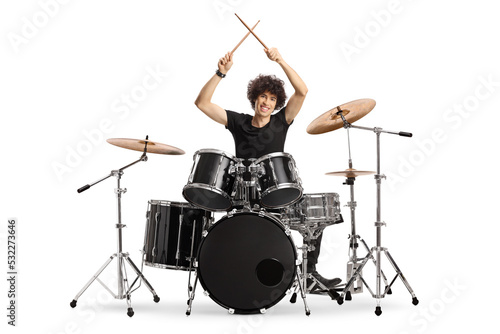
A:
[[212, 154, 225, 187], [186, 217, 198, 295], [335, 124, 418, 315], [269, 158, 279, 185], [293, 265, 311, 316], [71, 137, 160, 316], [186, 271, 199, 316], [175, 213, 184, 262]]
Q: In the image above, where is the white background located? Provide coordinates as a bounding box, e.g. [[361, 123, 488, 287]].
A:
[[2, 0, 499, 333]]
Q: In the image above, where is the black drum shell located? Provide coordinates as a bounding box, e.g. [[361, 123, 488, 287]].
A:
[[143, 200, 211, 270], [183, 150, 237, 211], [255, 153, 302, 208]]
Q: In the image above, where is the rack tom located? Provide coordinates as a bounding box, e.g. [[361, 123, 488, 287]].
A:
[[255, 152, 302, 208], [183, 149, 238, 211]]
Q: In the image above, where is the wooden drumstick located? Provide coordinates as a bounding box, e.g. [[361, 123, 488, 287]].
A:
[[235, 13, 268, 49], [231, 20, 260, 53]]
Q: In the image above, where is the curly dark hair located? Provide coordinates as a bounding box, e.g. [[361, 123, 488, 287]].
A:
[[247, 74, 287, 111]]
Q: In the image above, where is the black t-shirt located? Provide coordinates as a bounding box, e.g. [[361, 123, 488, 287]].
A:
[[225, 107, 292, 159]]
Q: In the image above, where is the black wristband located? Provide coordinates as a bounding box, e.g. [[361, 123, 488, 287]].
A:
[[216, 69, 226, 78]]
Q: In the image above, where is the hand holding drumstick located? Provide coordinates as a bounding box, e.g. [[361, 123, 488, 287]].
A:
[[264, 47, 283, 64], [218, 52, 233, 75]]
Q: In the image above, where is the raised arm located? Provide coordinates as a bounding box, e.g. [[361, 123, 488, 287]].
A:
[[194, 52, 233, 126], [265, 48, 308, 124]]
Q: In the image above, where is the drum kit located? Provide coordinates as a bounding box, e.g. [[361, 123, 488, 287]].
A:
[[69, 99, 419, 317]]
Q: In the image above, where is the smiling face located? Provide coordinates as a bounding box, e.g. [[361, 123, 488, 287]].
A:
[[253, 90, 277, 118]]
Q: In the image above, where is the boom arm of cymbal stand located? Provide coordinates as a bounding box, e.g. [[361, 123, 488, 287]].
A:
[[77, 136, 149, 193], [350, 124, 412, 137]]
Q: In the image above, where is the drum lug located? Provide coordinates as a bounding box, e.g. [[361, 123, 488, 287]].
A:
[[258, 210, 265, 217], [285, 227, 291, 236], [203, 290, 210, 297], [228, 308, 235, 314], [258, 162, 266, 176], [228, 161, 236, 176], [260, 308, 267, 314], [202, 230, 208, 238], [228, 209, 236, 218]]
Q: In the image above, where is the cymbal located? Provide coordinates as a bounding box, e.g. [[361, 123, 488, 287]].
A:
[[307, 98, 376, 134], [107, 138, 185, 155], [326, 168, 375, 178]]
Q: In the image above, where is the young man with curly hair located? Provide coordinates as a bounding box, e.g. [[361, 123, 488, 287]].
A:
[[194, 47, 340, 290]]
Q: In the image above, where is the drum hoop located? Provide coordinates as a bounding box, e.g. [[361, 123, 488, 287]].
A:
[[260, 183, 303, 197], [301, 192, 340, 199], [194, 148, 237, 161], [144, 261, 193, 271], [182, 184, 232, 200], [255, 151, 294, 164], [148, 199, 207, 210], [213, 210, 290, 236], [182, 184, 233, 211]]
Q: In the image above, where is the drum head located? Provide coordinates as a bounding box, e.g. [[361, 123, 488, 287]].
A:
[[261, 187, 302, 208], [183, 186, 232, 211], [197, 212, 296, 314]]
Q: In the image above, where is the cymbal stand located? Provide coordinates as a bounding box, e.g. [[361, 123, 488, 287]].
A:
[[337, 125, 390, 300], [70, 137, 160, 317], [335, 114, 419, 315]]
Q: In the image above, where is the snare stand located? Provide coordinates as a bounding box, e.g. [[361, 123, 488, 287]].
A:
[[70, 139, 159, 317], [291, 223, 340, 301], [335, 115, 419, 315]]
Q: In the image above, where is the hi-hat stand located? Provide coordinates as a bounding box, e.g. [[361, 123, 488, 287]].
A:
[[335, 114, 419, 315], [70, 137, 159, 317]]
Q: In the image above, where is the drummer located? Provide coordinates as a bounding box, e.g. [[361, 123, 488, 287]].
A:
[[194, 47, 341, 291]]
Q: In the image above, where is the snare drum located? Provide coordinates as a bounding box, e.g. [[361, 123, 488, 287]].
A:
[[183, 149, 238, 211], [280, 193, 343, 229], [255, 152, 303, 208], [197, 211, 296, 314], [143, 200, 212, 271]]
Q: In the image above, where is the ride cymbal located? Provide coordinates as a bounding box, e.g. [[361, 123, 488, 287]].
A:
[[307, 98, 376, 134], [107, 138, 185, 155]]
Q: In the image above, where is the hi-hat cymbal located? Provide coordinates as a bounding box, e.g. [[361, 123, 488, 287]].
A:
[[326, 168, 375, 178], [107, 138, 185, 155], [307, 98, 376, 134]]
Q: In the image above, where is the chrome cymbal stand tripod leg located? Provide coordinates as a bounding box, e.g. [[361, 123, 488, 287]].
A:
[[339, 174, 390, 302], [70, 139, 159, 317], [338, 122, 419, 315]]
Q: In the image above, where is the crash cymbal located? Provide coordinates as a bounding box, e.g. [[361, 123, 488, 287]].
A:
[[326, 168, 375, 178], [307, 98, 376, 134], [107, 138, 185, 155]]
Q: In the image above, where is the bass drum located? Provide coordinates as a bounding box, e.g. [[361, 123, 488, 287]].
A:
[[197, 211, 296, 314]]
